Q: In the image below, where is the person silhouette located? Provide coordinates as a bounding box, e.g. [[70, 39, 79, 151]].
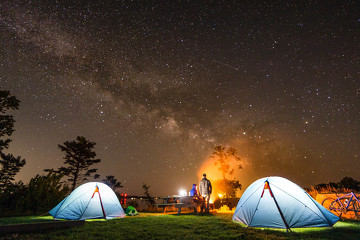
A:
[[199, 173, 212, 212]]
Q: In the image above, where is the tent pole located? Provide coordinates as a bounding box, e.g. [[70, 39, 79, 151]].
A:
[[267, 181, 291, 232], [273, 196, 291, 232], [97, 186, 107, 219]]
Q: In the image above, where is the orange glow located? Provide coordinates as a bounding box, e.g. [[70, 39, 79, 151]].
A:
[[217, 205, 234, 213], [197, 154, 249, 204]]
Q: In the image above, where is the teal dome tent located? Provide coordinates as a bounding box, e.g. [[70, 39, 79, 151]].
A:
[[233, 177, 339, 230], [49, 182, 125, 220]]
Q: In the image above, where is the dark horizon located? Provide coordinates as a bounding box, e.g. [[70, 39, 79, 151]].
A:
[[1, 1, 359, 196]]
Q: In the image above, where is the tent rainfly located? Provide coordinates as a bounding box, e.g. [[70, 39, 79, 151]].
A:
[[49, 182, 125, 220], [233, 176, 339, 230]]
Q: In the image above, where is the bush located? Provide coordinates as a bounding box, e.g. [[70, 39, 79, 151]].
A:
[[0, 182, 27, 217], [23, 172, 69, 214], [306, 176, 359, 197], [214, 197, 239, 210], [0, 172, 69, 216]]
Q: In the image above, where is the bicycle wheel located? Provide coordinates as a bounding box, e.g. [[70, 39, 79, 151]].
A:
[[322, 198, 340, 215], [329, 199, 344, 217], [322, 197, 334, 207], [353, 200, 360, 219]]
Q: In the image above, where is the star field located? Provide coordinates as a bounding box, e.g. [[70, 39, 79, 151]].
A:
[[0, 1, 359, 195]]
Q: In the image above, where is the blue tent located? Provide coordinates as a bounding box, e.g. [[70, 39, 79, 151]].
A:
[[233, 177, 339, 230], [49, 182, 125, 220]]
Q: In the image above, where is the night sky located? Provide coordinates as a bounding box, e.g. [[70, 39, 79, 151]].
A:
[[0, 1, 359, 196]]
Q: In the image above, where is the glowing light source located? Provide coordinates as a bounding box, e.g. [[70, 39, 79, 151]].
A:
[[217, 205, 234, 213], [179, 189, 187, 196]]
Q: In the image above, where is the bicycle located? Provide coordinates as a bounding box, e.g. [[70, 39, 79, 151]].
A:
[[322, 192, 360, 218]]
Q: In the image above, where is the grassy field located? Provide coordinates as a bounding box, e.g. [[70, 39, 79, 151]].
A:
[[0, 216, 54, 225], [1, 212, 360, 240]]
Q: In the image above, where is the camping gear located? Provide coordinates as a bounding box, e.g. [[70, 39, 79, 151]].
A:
[[49, 182, 125, 220], [233, 176, 339, 230], [125, 206, 138, 216]]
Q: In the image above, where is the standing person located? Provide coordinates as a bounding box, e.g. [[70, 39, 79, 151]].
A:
[[199, 173, 212, 212]]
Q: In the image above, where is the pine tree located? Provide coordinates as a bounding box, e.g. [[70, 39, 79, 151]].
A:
[[0, 90, 26, 192], [103, 175, 123, 191], [46, 136, 101, 191], [142, 184, 155, 206]]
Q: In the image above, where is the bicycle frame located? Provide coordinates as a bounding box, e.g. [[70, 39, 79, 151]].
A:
[[322, 192, 360, 219], [334, 192, 360, 213]]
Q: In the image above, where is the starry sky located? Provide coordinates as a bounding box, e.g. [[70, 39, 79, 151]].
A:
[[0, 1, 359, 196]]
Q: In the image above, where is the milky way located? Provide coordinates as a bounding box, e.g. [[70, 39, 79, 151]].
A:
[[0, 1, 359, 195]]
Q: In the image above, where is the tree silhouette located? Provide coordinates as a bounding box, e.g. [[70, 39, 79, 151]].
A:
[[46, 136, 101, 191], [210, 145, 243, 200], [0, 154, 26, 191], [24, 171, 69, 214], [339, 177, 359, 191], [211, 145, 242, 179], [315, 176, 360, 192], [0, 90, 26, 192], [142, 183, 155, 206], [102, 175, 123, 191]]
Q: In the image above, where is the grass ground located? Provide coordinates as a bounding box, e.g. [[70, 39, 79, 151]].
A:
[[0, 216, 54, 225], [1, 212, 360, 240]]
